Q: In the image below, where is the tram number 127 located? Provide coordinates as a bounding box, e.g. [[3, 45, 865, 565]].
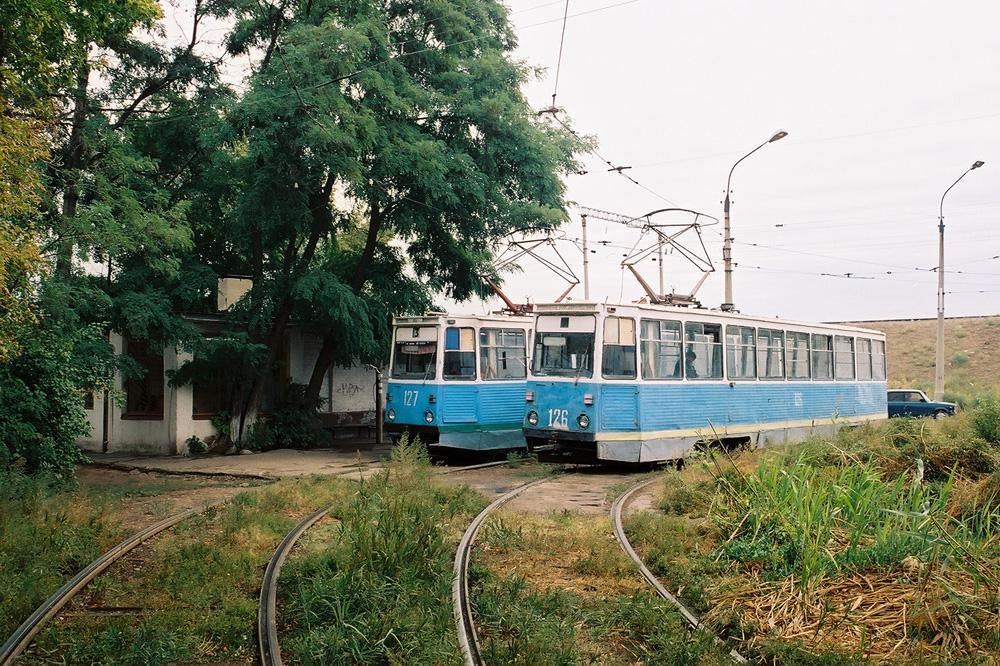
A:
[[403, 390, 420, 406], [547, 408, 569, 429]]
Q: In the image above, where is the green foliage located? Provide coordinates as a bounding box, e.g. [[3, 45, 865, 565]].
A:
[[185, 435, 206, 455], [0, 327, 93, 475], [952, 351, 970, 367], [245, 384, 327, 451], [281, 438, 485, 663], [970, 398, 1000, 445]]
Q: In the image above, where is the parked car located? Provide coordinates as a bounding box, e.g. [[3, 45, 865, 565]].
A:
[[886, 389, 956, 419]]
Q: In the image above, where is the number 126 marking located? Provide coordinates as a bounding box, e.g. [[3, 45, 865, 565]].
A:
[[547, 409, 569, 429]]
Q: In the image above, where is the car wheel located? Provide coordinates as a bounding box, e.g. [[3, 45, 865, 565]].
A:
[[933, 410, 948, 420]]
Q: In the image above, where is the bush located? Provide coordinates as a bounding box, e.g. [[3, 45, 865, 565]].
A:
[[185, 435, 206, 455], [0, 330, 90, 476], [970, 399, 1000, 445], [245, 385, 326, 451]]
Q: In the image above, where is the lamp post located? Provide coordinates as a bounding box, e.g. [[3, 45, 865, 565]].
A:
[[934, 160, 985, 400], [721, 129, 788, 311]]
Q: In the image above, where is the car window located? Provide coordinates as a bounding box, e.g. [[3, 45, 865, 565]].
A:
[[887, 391, 904, 401]]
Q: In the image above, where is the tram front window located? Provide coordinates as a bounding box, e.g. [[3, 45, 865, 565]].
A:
[[391, 326, 438, 379], [532, 332, 594, 378]]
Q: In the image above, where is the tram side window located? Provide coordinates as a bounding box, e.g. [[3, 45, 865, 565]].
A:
[[640, 319, 682, 380], [757, 328, 785, 379], [726, 325, 757, 380], [834, 336, 856, 380], [684, 322, 723, 379], [856, 338, 874, 380], [872, 339, 887, 381], [602, 316, 637, 379], [479, 328, 526, 380], [785, 331, 811, 379], [444, 327, 476, 380], [811, 334, 834, 380]]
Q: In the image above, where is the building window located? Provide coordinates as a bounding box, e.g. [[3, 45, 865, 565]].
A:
[[872, 339, 887, 381], [602, 316, 637, 379], [726, 325, 757, 380], [443, 327, 476, 380], [640, 319, 682, 380], [811, 334, 834, 380], [684, 321, 723, 379], [785, 331, 811, 379], [123, 338, 164, 419], [856, 338, 873, 381], [757, 328, 785, 380], [479, 328, 526, 380], [83, 392, 95, 410]]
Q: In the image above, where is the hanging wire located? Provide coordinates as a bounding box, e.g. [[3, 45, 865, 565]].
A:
[[549, 0, 571, 110]]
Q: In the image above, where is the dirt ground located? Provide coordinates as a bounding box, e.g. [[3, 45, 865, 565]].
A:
[[504, 469, 647, 514]]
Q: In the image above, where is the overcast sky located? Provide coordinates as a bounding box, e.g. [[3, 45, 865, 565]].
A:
[[464, 0, 1000, 322], [165, 0, 999, 322]]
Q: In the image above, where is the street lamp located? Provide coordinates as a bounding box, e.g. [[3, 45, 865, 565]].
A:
[[934, 160, 985, 400], [721, 129, 788, 311]]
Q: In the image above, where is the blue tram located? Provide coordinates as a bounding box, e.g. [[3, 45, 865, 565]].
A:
[[385, 313, 532, 453], [523, 302, 887, 463]]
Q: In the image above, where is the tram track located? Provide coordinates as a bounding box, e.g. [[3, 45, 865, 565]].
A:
[[0, 504, 217, 666], [611, 477, 747, 664], [255, 458, 519, 665], [453, 475, 556, 666]]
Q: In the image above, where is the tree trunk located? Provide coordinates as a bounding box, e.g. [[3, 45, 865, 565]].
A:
[[304, 201, 383, 406], [228, 174, 336, 445], [56, 63, 90, 276]]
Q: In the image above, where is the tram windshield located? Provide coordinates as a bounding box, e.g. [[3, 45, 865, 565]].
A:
[[391, 326, 438, 379], [531, 332, 594, 377]]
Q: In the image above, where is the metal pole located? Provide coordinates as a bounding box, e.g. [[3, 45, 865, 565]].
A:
[[581, 213, 590, 300], [657, 237, 664, 297], [722, 192, 733, 310], [934, 215, 946, 400], [934, 161, 984, 401], [374, 367, 384, 445]]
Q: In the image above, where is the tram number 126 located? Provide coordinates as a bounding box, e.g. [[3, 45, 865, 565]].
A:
[[547, 408, 569, 429]]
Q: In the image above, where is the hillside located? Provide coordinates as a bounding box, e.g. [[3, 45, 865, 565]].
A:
[[845, 315, 1000, 402]]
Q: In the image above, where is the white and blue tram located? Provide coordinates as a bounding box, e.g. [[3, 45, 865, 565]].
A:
[[523, 302, 887, 463], [385, 313, 532, 453]]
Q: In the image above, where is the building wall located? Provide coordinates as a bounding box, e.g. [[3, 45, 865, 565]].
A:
[[79, 330, 378, 455]]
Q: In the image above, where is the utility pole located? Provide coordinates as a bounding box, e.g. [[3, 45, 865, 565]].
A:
[[581, 213, 590, 299], [657, 238, 664, 296], [935, 160, 985, 400], [721, 129, 788, 311]]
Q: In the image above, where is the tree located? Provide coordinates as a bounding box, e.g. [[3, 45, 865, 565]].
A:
[[199, 0, 587, 442]]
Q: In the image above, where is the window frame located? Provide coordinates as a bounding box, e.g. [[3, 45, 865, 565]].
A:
[[122, 337, 165, 420], [756, 328, 785, 380], [726, 325, 758, 381], [834, 335, 856, 381], [479, 327, 527, 381], [683, 321, 724, 380], [856, 338, 874, 381], [601, 315, 638, 380], [639, 318, 683, 381], [871, 339, 887, 381], [443, 326, 477, 381], [785, 331, 811, 380], [810, 333, 834, 381]]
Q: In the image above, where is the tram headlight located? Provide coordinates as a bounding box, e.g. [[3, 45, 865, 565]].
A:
[[387, 408, 396, 421], [526, 410, 539, 426], [424, 410, 434, 423], [577, 413, 590, 429]]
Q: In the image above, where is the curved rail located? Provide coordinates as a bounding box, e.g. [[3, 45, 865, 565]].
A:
[[611, 477, 747, 663], [453, 477, 554, 666], [0, 506, 208, 665], [257, 505, 333, 666]]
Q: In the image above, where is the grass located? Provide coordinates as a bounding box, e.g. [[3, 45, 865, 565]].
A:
[[26, 475, 353, 664], [470, 507, 731, 664], [624, 410, 1000, 662], [278, 439, 486, 664], [0, 470, 124, 639]]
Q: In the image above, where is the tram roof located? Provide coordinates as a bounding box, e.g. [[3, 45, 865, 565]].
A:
[[529, 302, 885, 338], [392, 312, 533, 326]]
